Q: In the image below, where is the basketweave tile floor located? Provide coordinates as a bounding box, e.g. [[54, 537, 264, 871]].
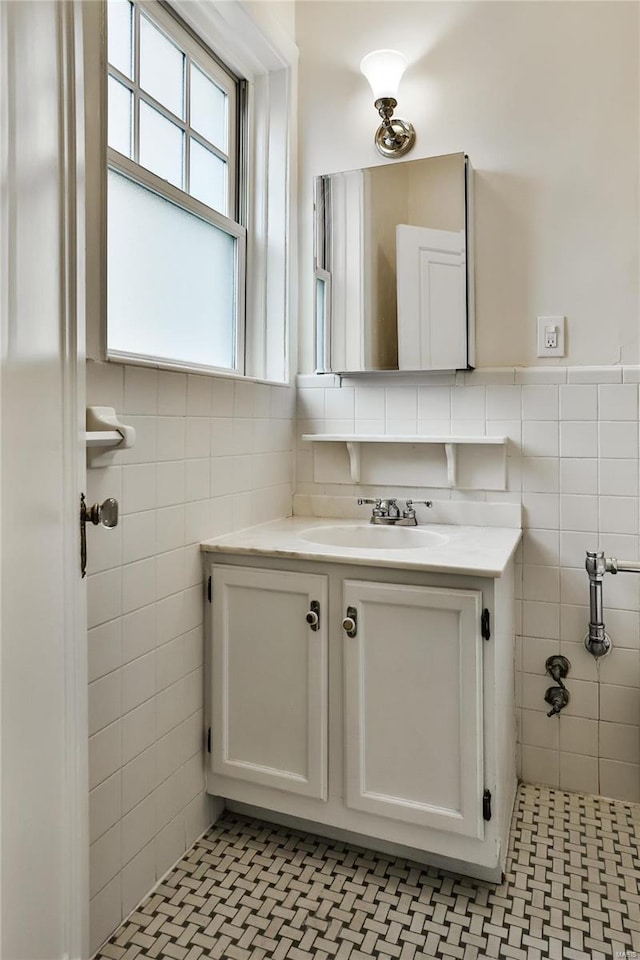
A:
[[96, 783, 640, 960]]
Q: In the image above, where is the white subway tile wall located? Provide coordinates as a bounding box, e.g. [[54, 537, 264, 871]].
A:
[[86, 361, 295, 954], [297, 372, 640, 804]]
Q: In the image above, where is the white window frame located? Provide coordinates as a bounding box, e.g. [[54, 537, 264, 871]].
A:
[[108, 1, 240, 216], [86, 0, 296, 384]]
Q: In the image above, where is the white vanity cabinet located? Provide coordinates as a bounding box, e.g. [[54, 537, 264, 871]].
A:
[[203, 544, 517, 882]]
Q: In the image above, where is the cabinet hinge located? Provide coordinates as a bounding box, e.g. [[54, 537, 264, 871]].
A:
[[207, 576, 212, 603], [207, 727, 211, 753], [481, 608, 491, 641], [483, 789, 492, 821]]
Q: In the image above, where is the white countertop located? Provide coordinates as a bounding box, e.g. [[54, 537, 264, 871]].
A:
[[201, 516, 522, 578]]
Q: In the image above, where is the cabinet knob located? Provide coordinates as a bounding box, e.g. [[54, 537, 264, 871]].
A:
[[342, 606, 358, 637], [305, 600, 320, 631]]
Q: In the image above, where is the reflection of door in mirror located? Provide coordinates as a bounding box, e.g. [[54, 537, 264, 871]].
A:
[[396, 225, 466, 370], [314, 152, 474, 375]]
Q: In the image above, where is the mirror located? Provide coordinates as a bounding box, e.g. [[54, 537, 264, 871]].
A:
[[314, 152, 474, 374]]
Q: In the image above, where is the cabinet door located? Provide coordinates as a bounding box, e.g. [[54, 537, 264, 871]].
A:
[[343, 580, 484, 838], [211, 565, 328, 799]]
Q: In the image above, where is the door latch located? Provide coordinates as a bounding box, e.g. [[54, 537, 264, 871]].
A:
[[80, 493, 119, 578]]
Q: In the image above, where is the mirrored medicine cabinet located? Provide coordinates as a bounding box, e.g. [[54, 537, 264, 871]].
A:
[[314, 152, 475, 375]]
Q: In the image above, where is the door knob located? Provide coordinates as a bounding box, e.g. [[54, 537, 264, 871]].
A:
[[80, 494, 119, 578], [86, 497, 118, 528]]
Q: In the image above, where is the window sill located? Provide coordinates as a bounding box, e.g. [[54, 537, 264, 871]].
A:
[[105, 350, 291, 387]]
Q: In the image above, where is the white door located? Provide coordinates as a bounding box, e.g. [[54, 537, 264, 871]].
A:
[[1, 3, 88, 958], [396, 224, 467, 370], [343, 580, 484, 839], [210, 565, 329, 799]]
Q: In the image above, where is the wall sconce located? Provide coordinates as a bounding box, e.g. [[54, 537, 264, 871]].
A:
[[360, 49, 416, 159]]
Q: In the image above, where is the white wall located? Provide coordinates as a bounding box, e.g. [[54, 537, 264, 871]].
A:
[[86, 363, 294, 953], [247, 0, 295, 47], [296, 0, 639, 371]]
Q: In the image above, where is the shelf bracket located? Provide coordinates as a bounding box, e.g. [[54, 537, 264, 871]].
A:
[[445, 443, 457, 487], [346, 441, 361, 483]]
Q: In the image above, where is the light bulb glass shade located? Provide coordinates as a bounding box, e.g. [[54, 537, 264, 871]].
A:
[[360, 49, 407, 101]]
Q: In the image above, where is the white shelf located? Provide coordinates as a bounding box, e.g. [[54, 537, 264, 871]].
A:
[[301, 434, 507, 487]]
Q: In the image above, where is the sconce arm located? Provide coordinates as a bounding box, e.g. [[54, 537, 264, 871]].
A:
[[371, 98, 416, 158], [375, 97, 397, 125], [374, 97, 405, 147]]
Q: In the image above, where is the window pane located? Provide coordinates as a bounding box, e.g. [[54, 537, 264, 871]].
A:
[[190, 64, 227, 150], [190, 139, 227, 214], [139, 14, 184, 118], [108, 169, 236, 369], [139, 101, 184, 188], [108, 0, 133, 78], [108, 77, 132, 157]]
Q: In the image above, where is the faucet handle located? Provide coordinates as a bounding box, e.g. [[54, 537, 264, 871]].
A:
[[358, 498, 385, 518], [404, 499, 433, 517], [544, 685, 569, 717]]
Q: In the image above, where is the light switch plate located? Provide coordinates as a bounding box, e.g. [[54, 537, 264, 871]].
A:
[[537, 315, 565, 357]]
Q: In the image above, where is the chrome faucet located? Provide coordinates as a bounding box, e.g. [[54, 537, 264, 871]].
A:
[[357, 497, 433, 526]]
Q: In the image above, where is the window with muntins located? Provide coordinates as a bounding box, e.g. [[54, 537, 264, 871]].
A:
[[106, 0, 246, 373]]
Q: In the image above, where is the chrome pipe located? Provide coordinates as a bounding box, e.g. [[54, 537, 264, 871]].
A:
[[609, 559, 640, 574], [590, 577, 604, 626], [585, 551, 612, 658], [582, 550, 640, 658]]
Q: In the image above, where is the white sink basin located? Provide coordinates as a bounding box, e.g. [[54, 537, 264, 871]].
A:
[[299, 524, 449, 551]]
